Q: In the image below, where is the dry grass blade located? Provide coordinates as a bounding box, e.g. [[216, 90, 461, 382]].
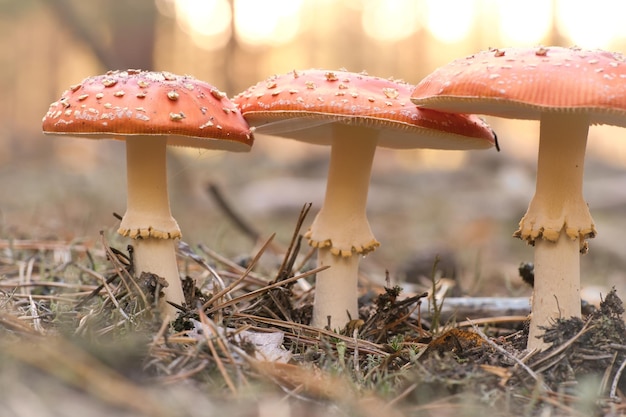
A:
[[249, 360, 403, 417], [456, 315, 529, 328], [93, 265, 130, 320], [197, 244, 269, 287], [206, 264, 327, 315], [399, 393, 493, 416], [274, 202, 311, 282], [385, 381, 418, 410], [233, 312, 387, 355], [529, 318, 595, 371], [158, 359, 209, 385], [17, 256, 45, 333], [0, 239, 92, 252], [74, 263, 121, 309], [251, 360, 353, 400], [0, 313, 40, 335], [201, 233, 275, 311], [197, 309, 244, 395], [177, 240, 230, 298], [4, 336, 168, 417], [98, 232, 149, 308], [11, 294, 87, 303], [0, 281, 98, 291], [359, 289, 427, 343], [598, 351, 617, 397], [609, 353, 626, 400], [469, 320, 552, 393], [538, 391, 587, 417]]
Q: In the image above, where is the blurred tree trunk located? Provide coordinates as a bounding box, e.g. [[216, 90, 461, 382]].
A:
[[106, 2, 157, 70], [46, 0, 157, 70], [45, 0, 117, 69]]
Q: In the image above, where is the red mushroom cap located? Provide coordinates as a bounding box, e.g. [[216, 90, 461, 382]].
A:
[[410, 46, 626, 126], [42, 69, 253, 151], [233, 69, 495, 150]]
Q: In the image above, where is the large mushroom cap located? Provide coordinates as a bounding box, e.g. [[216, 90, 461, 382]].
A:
[[42, 69, 253, 151], [234, 69, 495, 150], [410, 46, 626, 126]]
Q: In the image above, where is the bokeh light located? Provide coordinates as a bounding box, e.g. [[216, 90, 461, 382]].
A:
[[233, 0, 305, 47], [361, 0, 421, 43], [424, 0, 476, 44], [555, 0, 626, 48], [496, 0, 552, 46], [173, 0, 232, 51]]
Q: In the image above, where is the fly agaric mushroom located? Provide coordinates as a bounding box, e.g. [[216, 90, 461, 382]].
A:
[[234, 69, 496, 330], [42, 69, 253, 318], [410, 46, 626, 351]]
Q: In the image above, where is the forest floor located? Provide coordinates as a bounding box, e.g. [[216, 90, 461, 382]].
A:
[[2, 135, 626, 416]]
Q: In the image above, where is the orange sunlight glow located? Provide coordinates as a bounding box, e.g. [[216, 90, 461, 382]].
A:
[[174, 0, 232, 51], [361, 0, 421, 42], [555, 0, 626, 48], [233, 0, 305, 47], [496, 0, 552, 45], [424, 0, 476, 44]]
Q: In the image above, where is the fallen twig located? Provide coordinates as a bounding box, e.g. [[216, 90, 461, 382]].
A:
[[469, 319, 552, 393]]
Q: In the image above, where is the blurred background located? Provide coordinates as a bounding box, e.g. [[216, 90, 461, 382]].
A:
[[2, 0, 626, 298]]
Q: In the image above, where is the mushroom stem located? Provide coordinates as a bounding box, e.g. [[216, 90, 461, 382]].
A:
[[313, 247, 361, 330], [119, 136, 181, 239], [307, 125, 380, 256], [528, 232, 580, 350], [310, 124, 379, 329], [134, 239, 183, 316], [522, 113, 592, 242], [121, 136, 185, 318], [523, 113, 590, 351]]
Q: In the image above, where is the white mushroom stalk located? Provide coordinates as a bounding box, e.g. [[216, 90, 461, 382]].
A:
[[307, 125, 379, 328], [306, 126, 379, 256], [121, 135, 185, 313], [120, 136, 181, 240], [518, 113, 593, 349], [516, 114, 593, 244]]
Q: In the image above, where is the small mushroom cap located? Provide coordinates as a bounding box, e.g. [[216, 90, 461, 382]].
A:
[[411, 46, 626, 126], [233, 69, 495, 150], [42, 69, 253, 151]]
